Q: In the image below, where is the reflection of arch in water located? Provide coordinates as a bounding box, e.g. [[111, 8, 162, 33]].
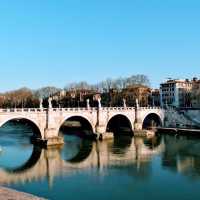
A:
[[4, 146, 42, 173], [59, 116, 95, 138], [142, 113, 162, 129], [111, 136, 132, 155], [65, 140, 93, 164], [143, 134, 162, 150], [106, 114, 133, 135], [0, 118, 42, 139]]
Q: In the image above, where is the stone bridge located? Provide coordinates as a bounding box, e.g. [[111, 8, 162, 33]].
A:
[[0, 106, 165, 145]]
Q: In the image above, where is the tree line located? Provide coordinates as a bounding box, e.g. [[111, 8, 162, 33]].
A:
[[65, 74, 150, 92], [0, 74, 150, 108]]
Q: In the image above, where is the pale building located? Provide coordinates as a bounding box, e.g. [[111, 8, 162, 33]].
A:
[[149, 89, 160, 106], [160, 79, 193, 108], [191, 79, 200, 108]]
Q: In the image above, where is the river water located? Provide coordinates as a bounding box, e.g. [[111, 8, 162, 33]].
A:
[[1, 123, 200, 200]]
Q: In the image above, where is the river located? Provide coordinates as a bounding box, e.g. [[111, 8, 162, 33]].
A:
[[0, 123, 200, 200]]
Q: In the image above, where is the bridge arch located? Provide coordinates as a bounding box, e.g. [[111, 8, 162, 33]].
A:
[[142, 113, 163, 129], [58, 115, 95, 135], [106, 114, 133, 135], [0, 116, 42, 138]]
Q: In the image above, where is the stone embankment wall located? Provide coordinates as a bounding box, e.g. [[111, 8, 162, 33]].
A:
[[182, 110, 200, 124], [165, 108, 200, 128]]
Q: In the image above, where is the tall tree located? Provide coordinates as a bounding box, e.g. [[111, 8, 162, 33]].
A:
[[34, 87, 61, 99]]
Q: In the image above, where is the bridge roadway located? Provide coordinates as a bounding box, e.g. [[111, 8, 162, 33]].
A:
[[0, 106, 165, 145]]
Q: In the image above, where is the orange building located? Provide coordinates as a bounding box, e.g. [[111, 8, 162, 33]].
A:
[[122, 85, 151, 107]]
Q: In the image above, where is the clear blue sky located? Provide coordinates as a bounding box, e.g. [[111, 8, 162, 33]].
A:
[[0, 0, 200, 92]]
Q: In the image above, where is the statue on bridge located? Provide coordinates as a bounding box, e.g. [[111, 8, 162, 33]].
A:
[[86, 99, 90, 109], [97, 97, 102, 109], [39, 98, 43, 109], [48, 97, 52, 109], [136, 98, 139, 109], [123, 98, 127, 108]]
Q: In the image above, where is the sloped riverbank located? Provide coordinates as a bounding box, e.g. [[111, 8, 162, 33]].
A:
[[0, 187, 45, 200]]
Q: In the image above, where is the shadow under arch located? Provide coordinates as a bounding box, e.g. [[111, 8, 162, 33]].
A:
[[4, 146, 42, 173], [142, 113, 162, 129], [0, 118, 42, 139], [106, 114, 133, 135], [59, 116, 95, 139]]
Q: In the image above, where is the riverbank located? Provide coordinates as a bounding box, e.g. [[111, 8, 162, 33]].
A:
[[0, 187, 45, 200], [157, 127, 200, 136]]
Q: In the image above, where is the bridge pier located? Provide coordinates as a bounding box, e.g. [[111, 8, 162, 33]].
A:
[[44, 128, 64, 146], [95, 125, 105, 135], [95, 102, 107, 139], [134, 121, 143, 130], [32, 129, 64, 146], [95, 125, 113, 140], [134, 101, 143, 131], [43, 108, 64, 146]]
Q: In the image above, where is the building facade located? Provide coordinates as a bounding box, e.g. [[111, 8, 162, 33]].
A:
[[191, 79, 200, 108], [160, 79, 193, 108], [149, 89, 160, 106], [122, 85, 151, 107]]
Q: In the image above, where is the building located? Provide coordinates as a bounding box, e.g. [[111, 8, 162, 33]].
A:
[[51, 90, 67, 101], [122, 85, 151, 107], [160, 79, 193, 108], [149, 89, 160, 106], [191, 78, 200, 108], [0, 94, 5, 107]]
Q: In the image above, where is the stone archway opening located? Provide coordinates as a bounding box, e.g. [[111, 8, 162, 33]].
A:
[[59, 116, 96, 140], [106, 114, 133, 136], [0, 118, 42, 139], [142, 113, 162, 130]]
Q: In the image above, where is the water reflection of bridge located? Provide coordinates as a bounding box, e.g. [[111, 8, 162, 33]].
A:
[[0, 137, 164, 186]]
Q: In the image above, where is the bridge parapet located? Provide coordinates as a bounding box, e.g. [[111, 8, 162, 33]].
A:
[[0, 106, 163, 113], [102, 107, 135, 111], [139, 107, 162, 110], [0, 108, 48, 113], [53, 107, 98, 112], [0, 107, 99, 113]]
